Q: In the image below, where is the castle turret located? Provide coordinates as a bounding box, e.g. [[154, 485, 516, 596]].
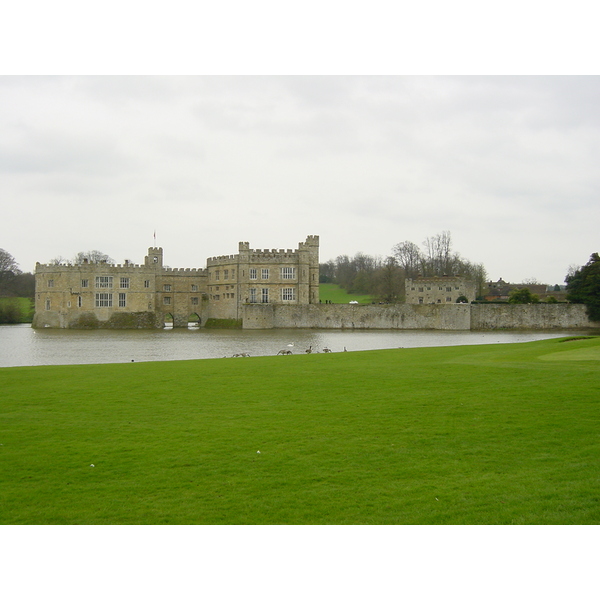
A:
[[145, 247, 163, 267], [298, 235, 320, 304]]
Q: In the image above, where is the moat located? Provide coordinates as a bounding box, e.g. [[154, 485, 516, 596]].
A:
[[0, 324, 584, 368]]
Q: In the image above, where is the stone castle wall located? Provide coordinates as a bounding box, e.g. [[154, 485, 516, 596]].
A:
[[469, 303, 597, 330], [242, 303, 599, 330]]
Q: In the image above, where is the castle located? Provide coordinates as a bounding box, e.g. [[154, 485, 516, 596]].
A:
[[33, 236, 320, 329], [404, 276, 476, 305]]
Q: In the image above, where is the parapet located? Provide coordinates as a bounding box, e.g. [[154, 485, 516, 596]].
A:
[[298, 235, 320, 250], [163, 267, 206, 275]]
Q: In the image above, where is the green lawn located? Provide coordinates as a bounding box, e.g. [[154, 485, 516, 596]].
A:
[[319, 283, 374, 304], [1, 336, 599, 524]]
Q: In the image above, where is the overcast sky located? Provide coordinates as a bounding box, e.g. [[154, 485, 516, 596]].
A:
[[1, 75, 598, 285]]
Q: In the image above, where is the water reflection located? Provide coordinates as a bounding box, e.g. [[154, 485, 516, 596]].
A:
[[0, 323, 586, 368]]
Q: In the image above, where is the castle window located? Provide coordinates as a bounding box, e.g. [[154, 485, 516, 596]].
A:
[[418, 287, 424, 292], [261, 288, 269, 303], [119, 293, 126, 307], [144, 280, 150, 288], [249, 288, 257, 303], [249, 268, 257, 280], [418, 297, 424, 304], [120, 277, 130, 289], [231, 269, 235, 279], [45, 299, 51, 310], [164, 284, 171, 292], [261, 269, 269, 280], [215, 270, 220, 281], [47, 279, 54, 288], [191, 297, 199, 305], [446, 287, 452, 292], [81, 279, 89, 288], [446, 297, 452, 303], [78, 296, 82, 308], [95, 293, 113, 307], [191, 284, 198, 292], [96, 276, 113, 289], [282, 288, 295, 301], [281, 267, 296, 280], [163, 296, 171, 305], [224, 270, 229, 280]]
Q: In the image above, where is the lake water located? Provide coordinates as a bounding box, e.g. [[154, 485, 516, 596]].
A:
[[0, 323, 585, 368]]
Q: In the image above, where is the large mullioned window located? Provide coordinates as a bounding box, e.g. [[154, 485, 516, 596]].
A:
[[281, 267, 296, 280], [249, 268, 257, 280], [95, 293, 113, 307], [282, 288, 295, 301], [95, 276, 113, 289]]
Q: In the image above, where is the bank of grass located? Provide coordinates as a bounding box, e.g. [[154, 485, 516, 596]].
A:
[[0, 297, 34, 323], [319, 283, 373, 304], [1, 336, 599, 524]]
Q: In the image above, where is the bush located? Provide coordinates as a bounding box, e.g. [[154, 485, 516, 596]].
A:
[[0, 299, 22, 323], [508, 288, 539, 304]]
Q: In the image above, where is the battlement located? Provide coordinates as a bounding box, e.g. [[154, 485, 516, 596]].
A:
[[207, 251, 305, 266], [35, 262, 175, 272], [299, 234, 319, 249], [163, 267, 206, 275], [36, 262, 146, 271]]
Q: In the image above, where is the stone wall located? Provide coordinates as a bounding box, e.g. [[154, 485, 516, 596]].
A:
[[469, 303, 597, 330], [243, 303, 472, 330], [242, 303, 600, 330]]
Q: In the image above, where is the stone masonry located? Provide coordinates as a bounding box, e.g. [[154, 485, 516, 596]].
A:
[[33, 236, 320, 328]]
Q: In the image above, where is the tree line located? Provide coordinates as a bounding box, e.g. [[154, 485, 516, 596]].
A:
[[0, 248, 34, 298], [0, 248, 35, 323], [320, 231, 488, 302]]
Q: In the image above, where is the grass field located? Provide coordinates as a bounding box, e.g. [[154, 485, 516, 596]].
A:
[[1, 336, 599, 524], [319, 283, 374, 304]]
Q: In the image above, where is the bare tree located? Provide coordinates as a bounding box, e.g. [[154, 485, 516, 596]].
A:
[[392, 241, 422, 279], [374, 256, 404, 302], [0, 249, 22, 289], [422, 231, 453, 276], [49, 256, 73, 265], [0, 248, 21, 276], [73, 250, 115, 264]]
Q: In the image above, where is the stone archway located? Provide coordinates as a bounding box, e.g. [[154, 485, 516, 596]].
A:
[[188, 312, 201, 328]]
